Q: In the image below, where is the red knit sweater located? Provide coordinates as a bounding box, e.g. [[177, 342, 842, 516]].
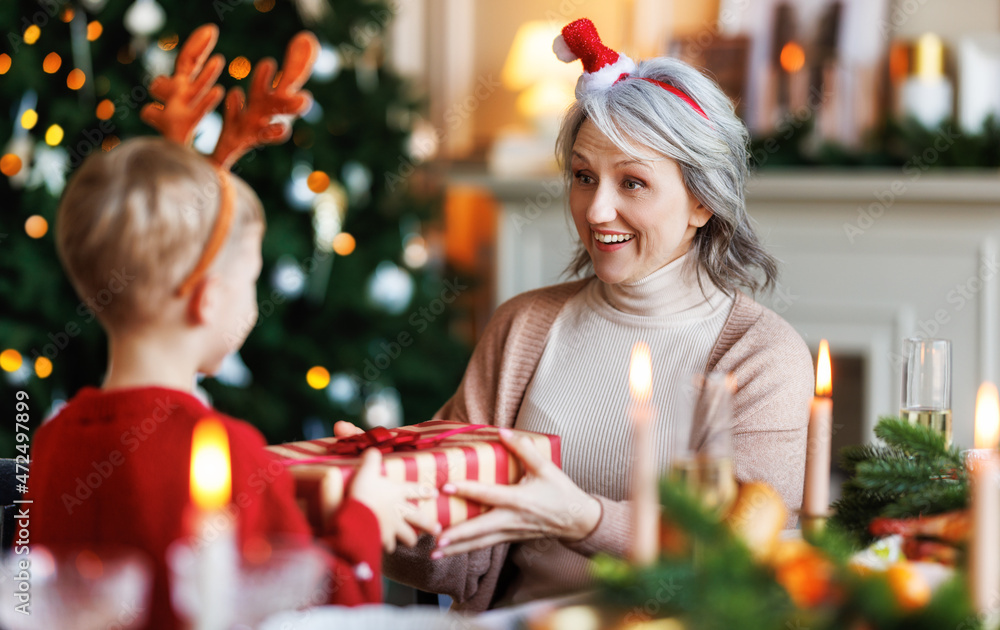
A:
[[27, 386, 382, 629]]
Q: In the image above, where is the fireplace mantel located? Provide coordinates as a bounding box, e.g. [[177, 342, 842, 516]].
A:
[[459, 169, 1000, 446]]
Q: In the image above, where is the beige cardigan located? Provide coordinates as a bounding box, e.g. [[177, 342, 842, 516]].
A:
[[384, 278, 814, 612]]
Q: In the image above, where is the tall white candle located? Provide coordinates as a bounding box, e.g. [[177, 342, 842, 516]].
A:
[[971, 382, 1000, 629], [189, 417, 237, 630], [629, 342, 658, 566], [802, 339, 833, 518]]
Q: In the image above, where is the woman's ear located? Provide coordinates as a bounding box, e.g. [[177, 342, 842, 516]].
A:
[[185, 274, 222, 326], [689, 201, 713, 229]]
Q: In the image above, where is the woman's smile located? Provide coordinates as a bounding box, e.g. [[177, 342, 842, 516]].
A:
[[592, 229, 635, 251]]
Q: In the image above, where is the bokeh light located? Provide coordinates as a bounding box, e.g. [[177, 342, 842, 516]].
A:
[[307, 170, 330, 193], [96, 99, 115, 120], [158, 34, 179, 51], [332, 232, 356, 256], [25, 215, 48, 239], [20, 109, 38, 130], [87, 21, 103, 41], [306, 366, 331, 390], [0, 350, 23, 373], [45, 124, 64, 146], [35, 357, 53, 379], [228, 56, 251, 80], [60, 6, 75, 22], [780, 42, 806, 74], [102, 136, 121, 152], [0, 54, 10, 75], [24, 25, 40, 45], [254, 0, 275, 12], [43, 52, 62, 73], [0, 154, 22, 177], [67, 69, 86, 90]]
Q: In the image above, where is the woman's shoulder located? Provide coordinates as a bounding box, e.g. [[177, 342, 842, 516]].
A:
[[491, 278, 592, 326], [713, 291, 813, 377]]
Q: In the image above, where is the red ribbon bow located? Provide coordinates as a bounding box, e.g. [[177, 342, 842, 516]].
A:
[[321, 424, 489, 458]]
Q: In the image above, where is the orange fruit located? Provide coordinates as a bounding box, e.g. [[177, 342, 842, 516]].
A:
[[773, 545, 834, 608], [886, 562, 931, 612]]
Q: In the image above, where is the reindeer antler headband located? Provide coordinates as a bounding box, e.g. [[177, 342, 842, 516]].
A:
[[553, 18, 709, 121], [140, 24, 319, 296]]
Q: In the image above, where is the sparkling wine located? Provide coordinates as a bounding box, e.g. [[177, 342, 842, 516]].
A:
[[900, 408, 953, 446], [668, 456, 738, 515]]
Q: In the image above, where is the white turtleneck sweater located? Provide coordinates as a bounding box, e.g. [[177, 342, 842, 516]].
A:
[[501, 253, 735, 605]]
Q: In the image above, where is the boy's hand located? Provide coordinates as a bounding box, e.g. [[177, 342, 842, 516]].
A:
[[349, 448, 441, 553], [334, 421, 365, 438]]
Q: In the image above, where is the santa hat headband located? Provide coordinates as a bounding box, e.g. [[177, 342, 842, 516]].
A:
[[553, 18, 709, 121]]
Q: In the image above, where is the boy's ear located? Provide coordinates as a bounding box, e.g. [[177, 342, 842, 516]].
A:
[[186, 274, 222, 326]]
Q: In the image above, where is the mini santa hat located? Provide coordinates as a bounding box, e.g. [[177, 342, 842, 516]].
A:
[[553, 18, 709, 120], [553, 18, 635, 99]]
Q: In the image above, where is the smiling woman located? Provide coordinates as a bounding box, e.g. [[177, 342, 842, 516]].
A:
[[382, 17, 814, 614]]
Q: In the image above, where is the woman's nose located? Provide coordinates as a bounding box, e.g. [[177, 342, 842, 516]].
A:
[[585, 184, 617, 225]]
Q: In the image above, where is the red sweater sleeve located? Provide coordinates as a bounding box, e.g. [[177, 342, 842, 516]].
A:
[[318, 497, 383, 605]]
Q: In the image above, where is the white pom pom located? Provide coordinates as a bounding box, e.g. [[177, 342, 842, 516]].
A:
[[552, 35, 577, 63]]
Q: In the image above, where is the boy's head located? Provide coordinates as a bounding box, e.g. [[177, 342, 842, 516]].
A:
[[56, 136, 266, 373]]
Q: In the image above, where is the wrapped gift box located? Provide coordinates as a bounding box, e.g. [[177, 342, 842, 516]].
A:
[[267, 421, 562, 534]]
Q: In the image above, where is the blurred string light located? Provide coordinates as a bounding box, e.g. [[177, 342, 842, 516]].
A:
[[1, 154, 22, 177], [229, 56, 251, 80], [23, 25, 40, 46], [25, 215, 48, 238], [311, 44, 341, 82], [20, 110, 38, 130], [301, 100, 323, 124], [60, 6, 75, 22], [158, 34, 179, 51], [67, 69, 86, 90], [96, 99, 115, 120], [0, 54, 11, 75], [312, 183, 347, 252], [0, 350, 22, 372], [35, 357, 53, 379], [407, 118, 439, 162], [254, 0, 276, 11], [306, 366, 331, 390], [366, 262, 414, 314], [143, 46, 175, 78], [402, 234, 428, 268], [102, 136, 120, 152], [192, 111, 222, 154], [307, 170, 330, 193], [87, 21, 103, 41], [332, 232, 356, 256], [285, 162, 317, 210], [124, 0, 166, 37], [341, 161, 372, 206], [28, 145, 69, 195], [45, 124, 64, 146], [326, 372, 359, 405], [271, 256, 306, 299], [42, 52, 62, 74], [215, 353, 252, 388], [364, 388, 403, 429]]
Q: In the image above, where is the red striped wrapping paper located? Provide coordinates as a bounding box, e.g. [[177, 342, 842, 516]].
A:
[[267, 421, 562, 533]]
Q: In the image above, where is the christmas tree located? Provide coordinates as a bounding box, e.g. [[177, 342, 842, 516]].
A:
[[0, 0, 471, 453]]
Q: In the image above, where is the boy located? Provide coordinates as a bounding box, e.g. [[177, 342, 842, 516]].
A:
[[27, 137, 439, 629]]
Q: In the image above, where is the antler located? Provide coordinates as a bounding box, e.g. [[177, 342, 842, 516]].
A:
[[140, 24, 226, 145], [211, 31, 319, 169]]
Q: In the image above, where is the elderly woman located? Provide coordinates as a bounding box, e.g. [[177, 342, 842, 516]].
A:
[[374, 18, 813, 612]]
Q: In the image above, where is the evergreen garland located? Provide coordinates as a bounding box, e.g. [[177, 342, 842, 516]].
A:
[[831, 417, 967, 546]]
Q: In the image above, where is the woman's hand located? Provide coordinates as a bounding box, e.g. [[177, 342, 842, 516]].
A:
[[431, 428, 602, 559], [349, 448, 441, 553]]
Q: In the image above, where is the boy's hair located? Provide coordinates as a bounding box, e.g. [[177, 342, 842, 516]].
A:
[[56, 137, 265, 329]]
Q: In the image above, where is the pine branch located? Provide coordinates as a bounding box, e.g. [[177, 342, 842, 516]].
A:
[[839, 443, 903, 475], [880, 482, 969, 518], [874, 417, 952, 460]]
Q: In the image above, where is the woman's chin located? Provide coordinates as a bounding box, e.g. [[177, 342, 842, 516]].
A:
[[591, 263, 633, 286]]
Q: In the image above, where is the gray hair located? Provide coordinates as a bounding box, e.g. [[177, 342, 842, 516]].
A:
[[556, 56, 777, 294]]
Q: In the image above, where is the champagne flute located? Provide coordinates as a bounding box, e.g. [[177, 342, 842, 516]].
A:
[[900, 337, 953, 445]]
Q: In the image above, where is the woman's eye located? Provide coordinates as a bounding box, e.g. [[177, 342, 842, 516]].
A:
[[623, 179, 642, 190], [574, 171, 594, 185]]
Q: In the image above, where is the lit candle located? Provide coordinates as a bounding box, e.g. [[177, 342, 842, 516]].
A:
[[629, 341, 658, 566], [901, 33, 953, 128], [970, 382, 1000, 628], [802, 340, 833, 522], [189, 417, 237, 630]]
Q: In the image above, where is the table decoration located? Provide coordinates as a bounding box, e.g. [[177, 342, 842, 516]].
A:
[[629, 341, 659, 566], [802, 339, 833, 538]]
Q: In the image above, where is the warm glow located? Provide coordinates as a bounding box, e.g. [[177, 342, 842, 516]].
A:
[[45, 124, 64, 146], [306, 366, 331, 389], [67, 69, 86, 90], [1, 154, 22, 177], [780, 42, 806, 74], [102, 136, 121, 152], [96, 99, 115, 120], [975, 382, 1000, 450], [75, 549, 103, 579], [24, 25, 40, 46], [25, 215, 48, 239], [889, 42, 910, 82], [158, 34, 179, 51], [0, 350, 22, 373], [307, 170, 330, 193], [502, 21, 580, 91], [229, 56, 251, 80], [87, 21, 103, 41], [332, 232, 356, 256], [60, 6, 75, 22], [915, 33, 944, 80], [190, 418, 232, 510], [42, 52, 62, 74], [255, 0, 275, 11], [20, 109, 38, 130], [515, 82, 575, 119], [629, 341, 652, 403], [816, 339, 832, 397], [34, 357, 52, 379], [0, 54, 10, 75]]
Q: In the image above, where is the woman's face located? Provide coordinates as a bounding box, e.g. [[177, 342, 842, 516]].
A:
[[569, 119, 712, 285]]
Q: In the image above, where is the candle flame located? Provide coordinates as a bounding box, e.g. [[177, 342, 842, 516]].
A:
[[975, 382, 1000, 450], [629, 341, 652, 403], [816, 339, 832, 397], [190, 417, 232, 510]]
